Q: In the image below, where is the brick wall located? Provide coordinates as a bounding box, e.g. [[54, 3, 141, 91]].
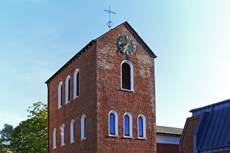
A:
[[96, 23, 156, 153], [157, 143, 179, 153], [48, 44, 98, 153], [180, 116, 200, 153], [47, 22, 156, 153]]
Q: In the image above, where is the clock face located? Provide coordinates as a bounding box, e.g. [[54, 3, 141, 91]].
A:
[[118, 35, 136, 55]]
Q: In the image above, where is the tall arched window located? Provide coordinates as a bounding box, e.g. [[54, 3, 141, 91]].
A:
[[65, 75, 71, 103], [109, 110, 118, 137], [53, 128, 56, 149], [58, 82, 63, 108], [81, 114, 86, 140], [61, 124, 65, 146], [121, 60, 134, 91], [124, 112, 133, 138], [70, 120, 75, 143], [138, 114, 146, 139], [74, 69, 80, 98]]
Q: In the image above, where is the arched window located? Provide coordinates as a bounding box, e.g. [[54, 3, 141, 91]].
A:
[[124, 112, 133, 137], [58, 82, 63, 108], [61, 124, 65, 146], [81, 114, 86, 140], [74, 69, 80, 98], [65, 75, 71, 103], [121, 60, 134, 91], [109, 110, 118, 137], [70, 120, 75, 143], [53, 128, 56, 149], [138, 114, 146, 139]]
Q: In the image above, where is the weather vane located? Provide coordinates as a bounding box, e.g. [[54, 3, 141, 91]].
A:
[[104, 6, 116, 30]]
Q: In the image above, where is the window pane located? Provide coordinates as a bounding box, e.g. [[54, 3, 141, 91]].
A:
[[110, 113, 115, 134], [60, 85, 63, 106], [138, 117, 143, 137], [73, 122, 75, 141], [68, 79, 70, 101], [125, 115, 129, 136], [77, 72, 79, 96], [84, 117, 86, 138]]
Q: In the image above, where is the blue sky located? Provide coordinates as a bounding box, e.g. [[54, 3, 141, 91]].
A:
[[0, 0, 230, 129]]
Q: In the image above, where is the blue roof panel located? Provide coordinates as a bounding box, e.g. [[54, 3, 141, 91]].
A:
[[199, 106, 230, 151]]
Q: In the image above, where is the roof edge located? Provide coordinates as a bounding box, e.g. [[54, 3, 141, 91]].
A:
[[45, 40, 96, 84], [190, 99, 230, 113]]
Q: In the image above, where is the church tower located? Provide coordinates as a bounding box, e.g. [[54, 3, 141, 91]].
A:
[[46, 22, 157, 153]]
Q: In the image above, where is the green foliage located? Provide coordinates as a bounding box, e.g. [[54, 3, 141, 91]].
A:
[[0, 124, 13, 146], [0, 102, 47, 153]]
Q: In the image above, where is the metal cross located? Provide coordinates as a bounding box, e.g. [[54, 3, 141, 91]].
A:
[[104, 6, 116, 30]]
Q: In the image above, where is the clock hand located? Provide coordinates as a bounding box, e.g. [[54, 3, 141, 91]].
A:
[[123, 45, 128, 53]]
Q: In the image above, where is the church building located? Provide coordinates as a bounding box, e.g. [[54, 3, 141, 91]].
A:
[[46, 22, 157, 153]]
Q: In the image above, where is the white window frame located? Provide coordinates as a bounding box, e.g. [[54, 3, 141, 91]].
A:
[[108, 110, 119, 137], [121, 60, 134, 92], [123, 112, 133, 138], [65, 75, 71, 103], [53, 128, 56, 149], [61, 124, 65, 146], [137, 114, 147, 139], [58, 82, 63, 108], [73, 69, 80, 98], [81, 114, 86, 140], [70, 119, 75, 143]]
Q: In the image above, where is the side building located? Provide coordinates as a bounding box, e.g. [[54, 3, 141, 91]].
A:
[[180, 99, 230, 153], [156, 125, 182, 153], [46, 22, 157, 153]]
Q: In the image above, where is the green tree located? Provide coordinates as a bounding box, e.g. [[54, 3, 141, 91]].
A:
[[10, 102, 47, 153], [0, 124, 13, 153]]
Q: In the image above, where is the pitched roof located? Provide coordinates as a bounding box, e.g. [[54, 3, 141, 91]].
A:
[[192, 99, 230, 152], [45, 21, 156, 84], [156, 125, 183, 136]]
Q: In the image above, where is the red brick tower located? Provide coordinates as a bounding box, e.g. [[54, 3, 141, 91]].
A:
[[46, 22, 157, 153]]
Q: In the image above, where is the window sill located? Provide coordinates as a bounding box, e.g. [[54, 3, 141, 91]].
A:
[[61, 144, 65, 147], [74, 96, 79, 99], [70, 141, 75, 144], [138, 137, 147, 140], [81, 137, 86, 141], [53, 147, 56, 149], [109, 134, 119, 138], [121, 89, 134, 92], [123, 136, 133, 139]]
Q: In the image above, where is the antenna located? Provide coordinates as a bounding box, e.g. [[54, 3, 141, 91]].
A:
[[104, 6, 116, 30]]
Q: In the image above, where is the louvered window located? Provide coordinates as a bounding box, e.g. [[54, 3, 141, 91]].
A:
[[122, 63, 131, 90]]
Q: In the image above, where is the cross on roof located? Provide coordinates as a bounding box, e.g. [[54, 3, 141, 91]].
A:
[[104, 6, 116, 30]]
